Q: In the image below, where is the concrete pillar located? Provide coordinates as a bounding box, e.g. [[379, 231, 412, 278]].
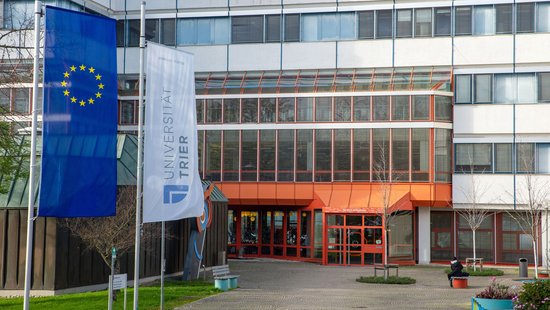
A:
[[418, 207, 431, 265]]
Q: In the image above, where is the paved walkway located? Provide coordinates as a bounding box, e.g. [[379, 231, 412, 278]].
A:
[[177, 258, 524, 310]]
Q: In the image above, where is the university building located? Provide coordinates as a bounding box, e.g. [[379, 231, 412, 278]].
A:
[[2, 0, 550, 268]]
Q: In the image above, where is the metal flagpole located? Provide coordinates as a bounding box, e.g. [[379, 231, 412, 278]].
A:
[[23, 1, 42, 309], [133, 1, 146, 309], [160, 221, 165, 310]]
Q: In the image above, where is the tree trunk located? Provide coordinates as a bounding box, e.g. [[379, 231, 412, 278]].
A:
[[534, 239, 539, 279], [384, 228, 389, 280], [472, 229, 477, 272]]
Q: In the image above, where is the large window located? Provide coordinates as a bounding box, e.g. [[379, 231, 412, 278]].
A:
[[296, 97, 313, 122], [177, 18, 229, 45], [315, 97, 332, 122], [396, 9, 412, 38], [376, 10, 393, 39], [265, 15, 281, 43], [232, 16, 264, 43], [392, 129, 409, 182], [13, 88, 28, 113], [242, 98, 258, 123], [205, 131, 221, 181], [539, 73, 550, 103], [435, 129, 452, 182], [223, 99, 239, 123], [435, 96, 452, 121], [434, 7, 451, 36], [260, 98, 276, 123], [496, 4, 512, 34], [241, 130, 258, 181], [372, 128, 389, 181], [517, 3, 535, 33], [353, 96, 370, 121], [495, 144, 512, 173], [315, 129, 332, 182], [455, 7, 472, 35], [412, 96, 429, 120], [431, 212, 453, 261], [455, 75, 471, 103], [373, 96, 389, 121], [537, 3, 550, 32], [412, 128, 429, 181], [223, 131, 239, 181], [334, 129, 351, 181], [415, 8, 432, 37], [119, 100, 136, 125], [353, 129, 370, 181], [296, 129, 313, 182], [334, 97, 351, 122], [278, 130, 294, 181], [392, 96, 409, 121], [457, 215, 494, 261], [358, 11, 375, 39], [278, 97, 295, 122], [474, 74, 492, 103], [473, 6, 495, 35], [161, 19, 176, 45], [284, 14, 300, 42], [455, 143, 492, 173], [259, 130, 276, 181]]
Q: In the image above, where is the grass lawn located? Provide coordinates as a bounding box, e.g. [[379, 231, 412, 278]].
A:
[[0, 280, 221, 310]]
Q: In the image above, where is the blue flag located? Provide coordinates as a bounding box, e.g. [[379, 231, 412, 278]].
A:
[[39, 6, 117, 217]]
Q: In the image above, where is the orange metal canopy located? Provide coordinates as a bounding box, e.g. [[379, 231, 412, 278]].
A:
[[215, 182, 451, 209], [315, 185, 413, 214]]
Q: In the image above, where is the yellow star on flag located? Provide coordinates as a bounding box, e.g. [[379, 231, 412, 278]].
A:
[[63, 72, 70, 78], [89, 67, 95, 73], [70, 97, 77, 103], [63, 89, 70, 96], [95, 92, 102, 98], [95, 74, 102, 81], [79, 64, 86, 71], [98, 83, 104, 89], [61, 81, 67, 87], [70, 65, 76, 72], [88, 98, 95, 104], [80, 100, 86, 106]]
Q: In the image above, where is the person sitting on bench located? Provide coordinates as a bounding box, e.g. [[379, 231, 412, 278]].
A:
[[447, 256, 469, 287]]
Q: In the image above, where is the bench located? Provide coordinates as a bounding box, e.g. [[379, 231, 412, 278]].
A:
[[212, 265, 239, 291], [451, 276, 469, 289], [374, 264, 399, 278], [466, 258, 483, 271]]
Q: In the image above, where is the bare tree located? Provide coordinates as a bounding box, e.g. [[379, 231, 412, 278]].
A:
[[64, 186, 161, 272], [373, 139, 407, 279], [506, 173, 550, 279], [453, 157, 494, 271]]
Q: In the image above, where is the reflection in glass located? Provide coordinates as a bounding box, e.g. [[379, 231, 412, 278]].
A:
[[287, 211, 298, 245], [277, 130, 294, 181], [241, 211, 258, 244]]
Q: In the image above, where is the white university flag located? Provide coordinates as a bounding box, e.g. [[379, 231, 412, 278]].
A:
[[143, 43, 203, 223]]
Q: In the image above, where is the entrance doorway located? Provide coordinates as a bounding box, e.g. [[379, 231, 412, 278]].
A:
[[326, 214, 384, 265]]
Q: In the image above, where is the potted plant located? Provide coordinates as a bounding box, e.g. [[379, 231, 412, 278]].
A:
[[513, 279, 550, 310], [472, 278, 517, 310]]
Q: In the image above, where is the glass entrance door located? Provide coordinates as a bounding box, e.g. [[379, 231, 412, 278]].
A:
[[326, 214, 384, 265]]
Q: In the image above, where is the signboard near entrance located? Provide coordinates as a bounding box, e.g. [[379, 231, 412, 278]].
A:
[[112, 274, 127, 290]]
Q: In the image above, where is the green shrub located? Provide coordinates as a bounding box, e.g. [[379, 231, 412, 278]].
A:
[[356, 276, 416, 285], [443, 267, 504, 276], [513, 280, 550, 310]]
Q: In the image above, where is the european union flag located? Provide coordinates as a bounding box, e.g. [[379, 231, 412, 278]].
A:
[[39, 6, 117, 217]]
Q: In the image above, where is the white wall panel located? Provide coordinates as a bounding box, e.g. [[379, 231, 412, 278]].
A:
[[228, 44, 281, 71], [122, 48, 140, 74], [337, 40, 392, 69], [453, 174, 550, 206], [123, 0, 176, 11], [515, 104, 550, 134], [394, 38, 452, 67], [453, 174, 513, 206], [179, 46, 228, 72], [453, 104, 513, 135], [178, 0, 229, 9], [117, 49, 126, 74], [230, 0, 283, 7], [453, 36, 513, 66], [282, 42, 336, 70], [516, 34, 550, 65]]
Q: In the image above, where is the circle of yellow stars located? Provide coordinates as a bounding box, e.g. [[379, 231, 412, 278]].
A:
[[61, 64, 105, 107]]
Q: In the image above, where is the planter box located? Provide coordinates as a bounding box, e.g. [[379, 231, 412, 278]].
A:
[[539, 272, 549, 278], [471, 297, 513, 310]]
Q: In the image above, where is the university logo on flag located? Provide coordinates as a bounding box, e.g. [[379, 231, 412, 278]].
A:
[[38, 6, 117, 217], [143, 43, 203, 223]]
